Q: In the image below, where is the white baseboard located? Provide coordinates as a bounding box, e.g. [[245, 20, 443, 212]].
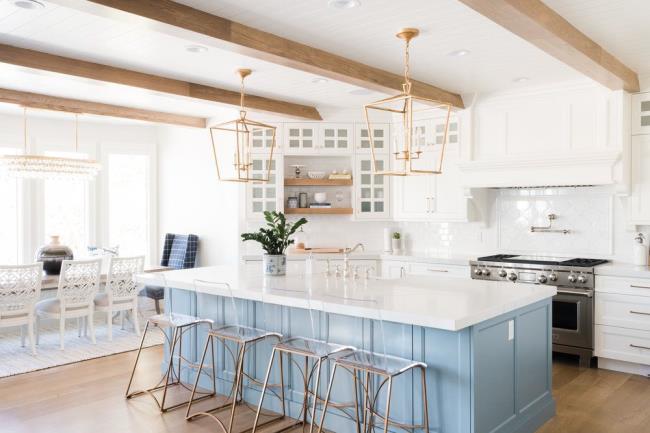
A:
[[598, 357, 650, 377]]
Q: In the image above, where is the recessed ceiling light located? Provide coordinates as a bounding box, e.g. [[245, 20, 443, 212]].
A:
[[513, 77, 530, 83], [185, 44, 208, 53], [12, 0, 45, 9], [312, 77, 329, 84], [349, 88, 374, 96], [328, 0, 360, 9], [448, 49, 470, 57]]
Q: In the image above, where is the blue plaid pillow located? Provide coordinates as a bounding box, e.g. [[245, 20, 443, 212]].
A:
[[161, 234, 198, 269]]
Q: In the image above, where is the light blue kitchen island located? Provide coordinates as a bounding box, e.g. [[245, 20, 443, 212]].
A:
[[153, 266, 556, 433]]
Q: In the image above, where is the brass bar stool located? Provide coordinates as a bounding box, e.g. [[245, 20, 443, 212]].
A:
[[252, 287, 356, 433], [125, 273, 215, 412], [186, 280, 283, 433], [317, 294, 430, 433]]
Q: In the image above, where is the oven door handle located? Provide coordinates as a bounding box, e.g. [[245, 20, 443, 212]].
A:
[[556, 288, 594, 298]]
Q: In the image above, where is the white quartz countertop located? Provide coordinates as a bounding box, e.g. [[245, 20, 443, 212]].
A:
[[241, 252, 473, 267], [142, 266, 555, 331], [595, 263, 650, 279]]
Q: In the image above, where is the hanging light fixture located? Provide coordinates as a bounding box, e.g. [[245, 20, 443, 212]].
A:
[[364, 28, 453, 176], [0, 109, 100, 180], [209, 69, 277, 183]]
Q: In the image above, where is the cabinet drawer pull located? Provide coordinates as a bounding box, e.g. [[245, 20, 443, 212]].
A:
[[630, 310, 650, 316], [427, 268, 449, 273], [630, 285, 650, 289], [630, 344, 650, 351]]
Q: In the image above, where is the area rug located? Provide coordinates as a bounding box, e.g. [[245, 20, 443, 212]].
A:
[[0, 298, 164, 378]]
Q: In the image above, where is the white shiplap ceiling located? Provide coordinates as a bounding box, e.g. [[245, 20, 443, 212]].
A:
[[0, 0, 634, 124]]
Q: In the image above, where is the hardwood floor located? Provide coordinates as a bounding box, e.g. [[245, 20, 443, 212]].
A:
[[1, 349, 649, 433]]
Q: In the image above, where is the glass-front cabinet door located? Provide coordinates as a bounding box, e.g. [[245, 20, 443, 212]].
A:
[[284, 123, 317, 154], [246, 155, 281, 218], [250, 124, 281, 154], [355, 123, 390, 154], [355, 155, 390, 220], [320, 123, 353, 154]]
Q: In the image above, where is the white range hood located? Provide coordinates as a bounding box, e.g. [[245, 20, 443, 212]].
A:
[[457, 149, 622, 188]]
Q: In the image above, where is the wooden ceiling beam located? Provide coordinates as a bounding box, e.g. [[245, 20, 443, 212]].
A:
[[456, 0, 639, 92], [0, 44, 322, 120], [0, 87, 207, 128], [81, 0, 465, 109]]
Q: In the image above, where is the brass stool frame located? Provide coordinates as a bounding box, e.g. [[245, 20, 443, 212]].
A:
[[318, 358, 429, 433], [125, 316, 215, 412], [186, 326, 283, 433], [252, 337, 357, 433]]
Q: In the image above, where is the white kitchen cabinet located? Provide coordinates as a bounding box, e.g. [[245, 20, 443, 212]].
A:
[[320, 123, 353, 154], [355, 154, 390, 219], [627, 135, 650, 224], [251, 124, 282, 154], [245, 155, 281, 219], [284, 123, 317, 154], [355, 123, 390, 154], [381, 260, 469, 279], [381, 260, 407, 279], [632, 93, 650, 135]]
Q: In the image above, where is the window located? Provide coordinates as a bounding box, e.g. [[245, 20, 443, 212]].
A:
[[108, 154, 150, 259], [0, 149, 20, 264], [43, 151, 90, 257]]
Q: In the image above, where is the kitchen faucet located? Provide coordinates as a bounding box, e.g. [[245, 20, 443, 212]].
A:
[[343, 243, 365, 278]]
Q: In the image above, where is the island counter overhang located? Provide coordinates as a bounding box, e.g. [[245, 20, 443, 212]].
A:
[[144, 266, 557, 433]]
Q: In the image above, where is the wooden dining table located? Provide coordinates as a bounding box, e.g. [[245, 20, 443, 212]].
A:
[[40, 266, 169, 290]]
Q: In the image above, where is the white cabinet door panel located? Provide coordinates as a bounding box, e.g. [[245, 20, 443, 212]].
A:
[[355, 154, 390, 219], [595, 324, 650, 365], [595, 292, 650, 331], [355, 123, 389, 154], [632, 93, 650, 135], [284, 123, 317, 154], [628, 135, 650, 224], [320, 123, 353, 154]]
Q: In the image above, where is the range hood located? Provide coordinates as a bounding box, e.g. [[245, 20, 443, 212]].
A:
[[457, 149, 622, 188]]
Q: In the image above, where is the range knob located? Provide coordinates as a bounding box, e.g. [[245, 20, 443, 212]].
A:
[[567, 274, 577, 283], [474, 268, 483, 276], [577, 274, 587, 284], [482, 268, 491, 277], [538, 274, 548, 284], [498, 269, 508, 278], [548, 273, 558, 282], [508, 272, 518, 282]]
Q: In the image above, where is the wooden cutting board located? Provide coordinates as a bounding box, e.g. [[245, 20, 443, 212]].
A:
[[290, 247, 344, 254]]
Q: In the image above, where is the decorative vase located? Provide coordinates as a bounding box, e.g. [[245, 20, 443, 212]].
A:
[[391, 238, 402, 255], [263, 254, 286, 276], [36, 235, 74, 275]]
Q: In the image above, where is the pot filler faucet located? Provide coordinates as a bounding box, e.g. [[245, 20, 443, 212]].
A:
[[343, 243, 365, 278]]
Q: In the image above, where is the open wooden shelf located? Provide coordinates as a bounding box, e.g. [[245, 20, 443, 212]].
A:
[[284, 178, 353, 187], [285, 207, 353, 215]]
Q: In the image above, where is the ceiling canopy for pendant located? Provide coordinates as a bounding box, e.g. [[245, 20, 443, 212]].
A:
[[0, 109, 100, 181], [209, 69, 277, 183], [364, 28, 453, 176]]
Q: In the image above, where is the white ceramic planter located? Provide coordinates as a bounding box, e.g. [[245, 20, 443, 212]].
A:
[[391, 238, 402, 255], [263, 254, 287, 276]]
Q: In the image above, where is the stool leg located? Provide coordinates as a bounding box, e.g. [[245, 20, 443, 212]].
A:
[[227, 342, 246, 433], [351, 368, 362, 433], [278, 345, 287, 417], [382, 376, 393, 433], [317, 362, 339, 433], [126, 321, 150, 397], [308, 358, 322, 433], [421, 366, 429, 432], [160, 327, 180, 411], [185, 334, 212, 419], [362, 371, 372, 433], [252, 347, 278, 433], [302, 355, 309, 425]]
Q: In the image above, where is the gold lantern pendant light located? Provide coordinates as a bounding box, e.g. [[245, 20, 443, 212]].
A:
[[364, 27, 453, 176], [209, 68, 277, 183], [0, 108, 100, 180]]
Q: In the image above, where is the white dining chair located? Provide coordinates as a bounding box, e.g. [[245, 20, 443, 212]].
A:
[[0, 263, 43, 356], [35, 258, 102, 350], [94, 255, 144, 341]]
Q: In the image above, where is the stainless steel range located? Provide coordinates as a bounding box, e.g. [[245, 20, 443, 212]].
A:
[[470, 254, 608, 367]]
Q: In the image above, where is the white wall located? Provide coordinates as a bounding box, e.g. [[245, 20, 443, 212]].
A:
[[156, 123, 241, 266]]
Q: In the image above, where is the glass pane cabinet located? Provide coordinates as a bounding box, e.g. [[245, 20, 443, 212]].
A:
[[356, 123, 390, 153], [284, 123, 317, 154], [250, 124, 281, 154], [246, 155, 281, 218], [355, 155, 390, 219], [632, 93, 650, 135], [320, 123, 353, 154]]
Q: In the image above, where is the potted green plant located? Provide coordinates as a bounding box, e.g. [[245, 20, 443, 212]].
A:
[[241, 211, 308, 275], [392, 231, 402, 255]]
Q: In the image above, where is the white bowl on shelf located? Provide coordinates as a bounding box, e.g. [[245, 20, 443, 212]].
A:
[[313, 192, 327, 203], [307, 171, 326, 179]]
